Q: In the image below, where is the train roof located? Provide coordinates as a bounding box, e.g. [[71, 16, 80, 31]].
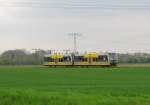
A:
[[75, 52, 108, 56], [44, 52, 110, 57], [44, 53, 72, 57]]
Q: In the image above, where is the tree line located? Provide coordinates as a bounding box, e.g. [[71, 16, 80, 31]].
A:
[[118, 53, 150, 64], [0, 49, 150, 65]]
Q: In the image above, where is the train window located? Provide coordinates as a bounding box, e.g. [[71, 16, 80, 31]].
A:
[[93, 58, 98, 62], [59, 58, 63, 62], [104, 56, 108, 61], [83, 58, 88, 62], [74, 56, 84, 62], [103, 56, 108, 61], [64, 56, 71, 62], [98, 56, 108, 62]]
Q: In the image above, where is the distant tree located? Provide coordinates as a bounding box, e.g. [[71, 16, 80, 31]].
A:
[[118, 53, 150, 64], [0, 49, 47, 65], [31, 49, 47, 64], [0, 49, 28, 65]]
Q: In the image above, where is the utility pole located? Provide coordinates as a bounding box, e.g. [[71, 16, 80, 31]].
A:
[[69, 33, 82, 54]]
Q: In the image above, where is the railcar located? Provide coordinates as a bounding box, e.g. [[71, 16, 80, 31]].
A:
[[43, 54, 72, 66], [73, 53, 110, 66], [43, 52, 118, 67]]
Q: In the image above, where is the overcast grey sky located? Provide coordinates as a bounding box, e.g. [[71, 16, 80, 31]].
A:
[[0, 0, 150, 53]]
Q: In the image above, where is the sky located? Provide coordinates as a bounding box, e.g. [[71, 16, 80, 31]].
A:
[[0, 0, 150, 53]]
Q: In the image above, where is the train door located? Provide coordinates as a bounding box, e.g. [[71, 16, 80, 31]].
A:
[[92, 57, 98, 63], [88, 57, 92, 64], [89, 54, 98, 65]]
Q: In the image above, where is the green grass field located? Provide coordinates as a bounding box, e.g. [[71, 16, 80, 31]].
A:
[[0, 66, 150, 105]]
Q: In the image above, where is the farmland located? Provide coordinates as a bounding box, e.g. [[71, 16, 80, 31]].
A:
[[0, 66, 150, 105]]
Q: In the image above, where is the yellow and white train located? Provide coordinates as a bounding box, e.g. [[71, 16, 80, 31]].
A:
[[43, 52, 118, 67]]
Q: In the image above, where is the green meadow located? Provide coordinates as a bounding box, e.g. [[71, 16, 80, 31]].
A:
[[0, 66, 150, 105]]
